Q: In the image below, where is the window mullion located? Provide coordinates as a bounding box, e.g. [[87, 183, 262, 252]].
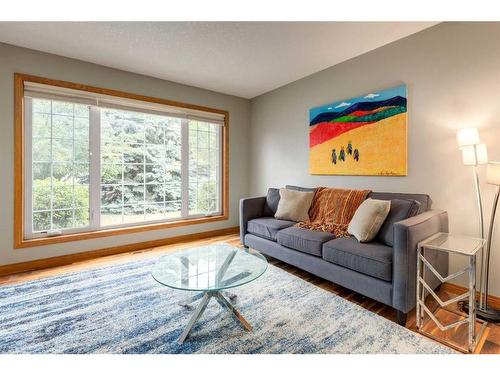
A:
[[24, 98, 34, 239], [181, 118, 189, 218], [89, 106, 101, 230], [217, 125, 222, 215]]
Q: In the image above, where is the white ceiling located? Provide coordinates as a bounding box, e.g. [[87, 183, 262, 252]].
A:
[[0, 22, 438, 98]]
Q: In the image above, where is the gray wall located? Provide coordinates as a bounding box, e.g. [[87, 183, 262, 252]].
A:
[[0, 42, 251, 265], [250, 22, 500, 296]]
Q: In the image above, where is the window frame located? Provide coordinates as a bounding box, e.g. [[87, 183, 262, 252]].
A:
[[14, 73, 229, 249]]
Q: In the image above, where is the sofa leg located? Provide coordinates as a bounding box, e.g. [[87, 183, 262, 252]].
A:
[[396, 310, 407, 326], [243, 245, 249, 249]]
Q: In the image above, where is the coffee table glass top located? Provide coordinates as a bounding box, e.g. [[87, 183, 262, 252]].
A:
[[151, 243, 268, 292]]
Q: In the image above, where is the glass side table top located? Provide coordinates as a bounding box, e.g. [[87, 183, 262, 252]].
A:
[[151, 243, 268, 292], [419, 232, 485, 256]]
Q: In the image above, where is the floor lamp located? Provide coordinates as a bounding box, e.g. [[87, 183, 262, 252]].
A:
[[456, 128, 491, 317], [457, 128, 498, 321], [483, 162, 500, 321]]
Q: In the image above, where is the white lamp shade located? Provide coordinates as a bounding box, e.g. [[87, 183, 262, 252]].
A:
[[487, 162, 500, 185], [457, 127, 480, 147], [476, 144, 488, 165], [461, 145, 477, 166]]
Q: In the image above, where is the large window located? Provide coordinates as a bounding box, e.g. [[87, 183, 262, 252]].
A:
[[17, 75, 227, 246]]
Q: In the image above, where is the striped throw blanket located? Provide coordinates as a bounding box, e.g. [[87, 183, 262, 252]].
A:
[[296, 187, 371, 237]]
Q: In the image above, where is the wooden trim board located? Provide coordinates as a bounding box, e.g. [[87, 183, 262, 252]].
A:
[[0, 226, 239, 277], [14, 73, 230, 248], [442, 282, 500, 310]]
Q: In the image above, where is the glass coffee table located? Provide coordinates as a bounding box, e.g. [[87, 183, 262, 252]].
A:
[[151, 243, 268, 343]]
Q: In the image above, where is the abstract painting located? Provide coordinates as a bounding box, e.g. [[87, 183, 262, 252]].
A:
[[309, 85, 407, 176]]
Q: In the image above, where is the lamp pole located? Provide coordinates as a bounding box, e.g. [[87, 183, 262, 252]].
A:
[[484, 185, 499, 311], [472, 163, 486, 309], [474, 161, 500, 322]]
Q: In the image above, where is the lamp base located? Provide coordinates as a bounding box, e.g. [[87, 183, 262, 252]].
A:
[[460, 301, 500, 322]]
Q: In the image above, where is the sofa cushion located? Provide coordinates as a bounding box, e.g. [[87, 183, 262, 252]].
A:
[[376, 199, 421, 246], [369, 192, 430, 213], [247, 217, 295, 241], [263, 188, 281, 217], [277, 227, 335, 256], [322, 237, 393, 281]]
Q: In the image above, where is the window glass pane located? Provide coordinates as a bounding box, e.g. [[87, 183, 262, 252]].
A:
[[52, 101, 74, 116], [33, 211, 50, 232], [74, 117, 89, 139], [123, 204, 144, 224], [188, 121, 220, 216], [101, 164, 122, 185], [101, 185, 122, 206], [100, 108, 182, 226], [32, 138, 51, 162], [123, 144, 144, 163], [74, 141, 89, 163], [123, 184, 144, 204], [74, 208, 90, 228], [32, 162, 51, 180], [101, 205, 123, 227], [145, 203, 165, 221], [74, 104, 90, 118], [146, 184, 163, 203], [33, 180, 50, 211], [52, 138, 73, 162], [32, 98, 51, 114], [124, 164, 144, 184], [32, 113, 51, 138], [52, 114, 73, 139], [101, 142, 122, 163], [52, 209, 74, 229], [52, 180, 74, 209], [30, 98, 90, 233]]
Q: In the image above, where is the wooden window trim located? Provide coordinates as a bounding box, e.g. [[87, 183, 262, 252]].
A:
[[13, 73, 229, 249]]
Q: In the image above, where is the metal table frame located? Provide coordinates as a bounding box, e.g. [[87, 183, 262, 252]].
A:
[[174, 248, 257, 344], [416, 233, 487, 353]]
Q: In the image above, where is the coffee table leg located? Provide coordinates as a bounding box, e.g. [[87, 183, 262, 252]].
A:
[[223, 291, 237, 300], [178, 292, 205, 309], [178, 292, 211, 344], [215, 292, 252, 331]]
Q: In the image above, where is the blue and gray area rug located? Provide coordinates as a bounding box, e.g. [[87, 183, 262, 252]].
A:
[[0, 247, 455, 354]]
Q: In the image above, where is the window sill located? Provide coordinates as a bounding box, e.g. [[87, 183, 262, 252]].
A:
[[15, 214, 228, 249]]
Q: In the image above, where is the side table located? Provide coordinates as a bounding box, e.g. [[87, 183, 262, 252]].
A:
[[416, 232, 487, 353]]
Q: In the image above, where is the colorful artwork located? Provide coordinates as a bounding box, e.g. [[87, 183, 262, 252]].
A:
[[309, 85, 407, 176]]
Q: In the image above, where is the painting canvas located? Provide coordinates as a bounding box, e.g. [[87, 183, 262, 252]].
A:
[[309, 85, 407, 176]]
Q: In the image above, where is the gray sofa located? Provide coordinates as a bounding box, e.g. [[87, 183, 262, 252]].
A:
[[239, 186, 449, 325]]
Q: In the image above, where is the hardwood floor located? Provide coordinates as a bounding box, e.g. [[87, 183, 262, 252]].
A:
[[1, 233, 499, 354]]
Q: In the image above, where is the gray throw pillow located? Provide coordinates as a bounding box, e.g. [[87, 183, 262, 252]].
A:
[[376, 199, 421, 246], [285, 185, 316, 192], [275, 188, 314, 222], [348, 198, 391, 243], [263, 188, 281, 217]]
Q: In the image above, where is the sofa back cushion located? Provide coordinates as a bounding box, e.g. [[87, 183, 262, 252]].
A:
[[369, 192, 431, 213], [285, 185, 316, 192], [376, 198, 421, 246], [275, 188, 314, 222], [263, 188, 281, 216]]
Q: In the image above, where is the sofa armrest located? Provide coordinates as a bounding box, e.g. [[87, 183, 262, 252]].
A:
[[239, 196, 266, 245], [392, 210, 449, 313]]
